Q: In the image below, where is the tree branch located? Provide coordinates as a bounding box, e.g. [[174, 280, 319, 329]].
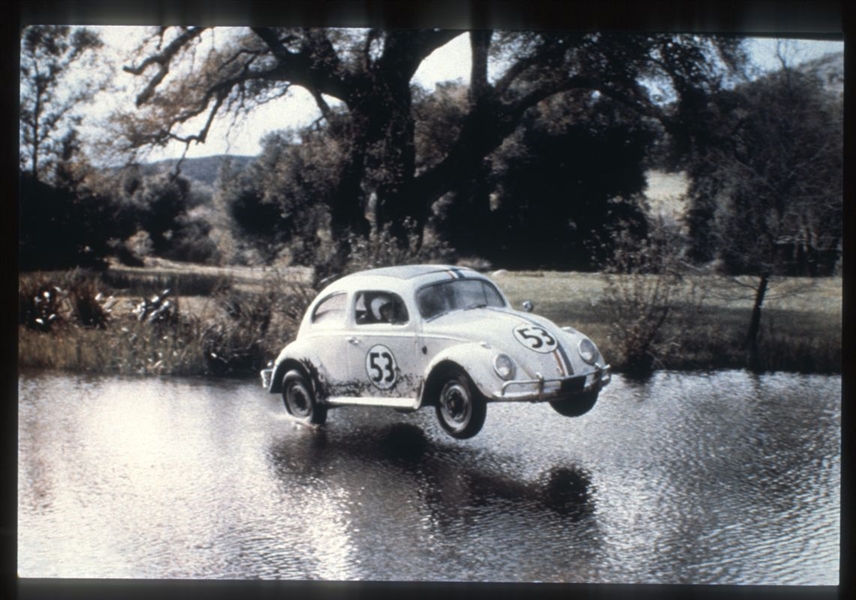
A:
[[124, 27, 207, 106], [251, 27, 352, 101]]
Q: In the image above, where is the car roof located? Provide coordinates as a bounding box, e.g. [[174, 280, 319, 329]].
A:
[[320, 265, 485, 295], [351, 265, 478, 280]]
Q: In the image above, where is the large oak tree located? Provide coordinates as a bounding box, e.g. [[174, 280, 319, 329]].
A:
[[117, 28, 744, 268]]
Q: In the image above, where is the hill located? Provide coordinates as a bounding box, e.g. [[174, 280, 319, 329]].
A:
[[144, 154, 254, 188]]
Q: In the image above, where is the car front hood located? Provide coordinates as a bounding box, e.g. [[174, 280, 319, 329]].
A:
[[422, 308, 591, 378]]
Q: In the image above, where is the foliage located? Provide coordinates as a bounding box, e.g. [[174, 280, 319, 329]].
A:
[[340, 221, 456, 276], [201, 274, 313, 376], [684, 59, 843, 277], [477, 92, 654, 269], [115, 28, 746, 274], [18, 268, 315, 378], [19, 174, 115, 271], [18, 270, 116, 331], [215, 127, 342, 265], [678, 53, 842, 369], [594, 215, 700, 375], [19, 25, 104, 184], [96, 167, 221, 265]]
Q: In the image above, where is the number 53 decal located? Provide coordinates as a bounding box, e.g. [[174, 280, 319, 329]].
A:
[[365, 345, 398, 389], [513, 325, 558, 353]]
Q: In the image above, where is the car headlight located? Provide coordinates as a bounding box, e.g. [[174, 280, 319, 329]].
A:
[[493, 353, 516, 380], [578, 338, 598, 365]]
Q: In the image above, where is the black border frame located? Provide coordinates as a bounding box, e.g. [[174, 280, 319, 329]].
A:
[[5, 2, 851, 600]]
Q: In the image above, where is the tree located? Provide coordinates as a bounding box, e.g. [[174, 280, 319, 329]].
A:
[[475, 91, 654, 269], [683, 51, 843, 368], [116, 28, 745, 270], [19, 25, 103, 184], [105, 167, 220, 264], [216, 121, 350, 264], [19, 174, 114, 271]]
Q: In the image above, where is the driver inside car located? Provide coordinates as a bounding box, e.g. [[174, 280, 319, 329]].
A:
[[370, 295, 394, 323]]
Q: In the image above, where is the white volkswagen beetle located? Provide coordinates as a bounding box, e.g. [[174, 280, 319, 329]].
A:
[[261, 265, 611, 439]]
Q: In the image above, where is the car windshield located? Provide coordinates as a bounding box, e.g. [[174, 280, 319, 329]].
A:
[[416, 279, 505, 319]]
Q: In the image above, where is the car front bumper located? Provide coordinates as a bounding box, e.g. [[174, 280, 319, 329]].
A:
[[491, 364, 611, 402]]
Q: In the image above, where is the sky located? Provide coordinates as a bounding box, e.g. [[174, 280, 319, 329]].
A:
[[75, 28, 843, 163]]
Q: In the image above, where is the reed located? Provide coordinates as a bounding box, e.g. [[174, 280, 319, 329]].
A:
[[18, 269, 842, 377]]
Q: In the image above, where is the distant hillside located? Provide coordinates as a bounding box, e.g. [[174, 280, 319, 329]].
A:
[[144, 154, 254, 188]]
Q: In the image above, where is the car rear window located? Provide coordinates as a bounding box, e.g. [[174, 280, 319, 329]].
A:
[[311, 292, 347, 327]]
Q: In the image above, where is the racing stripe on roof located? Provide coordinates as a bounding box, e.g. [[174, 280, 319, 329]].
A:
[[446, 268, 467, 279]]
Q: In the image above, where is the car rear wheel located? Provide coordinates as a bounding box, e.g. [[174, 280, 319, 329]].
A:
[[549, 390, 598, 417], [434, 369, 487, 439], [282, 370, 327, 426]]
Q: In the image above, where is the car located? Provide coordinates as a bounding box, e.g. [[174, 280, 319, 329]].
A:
[[261, 265, 611, 439]]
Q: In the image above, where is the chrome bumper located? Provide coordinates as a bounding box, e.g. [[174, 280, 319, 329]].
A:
[[491, 364, 611, 402], [260, 368, 273, 391]]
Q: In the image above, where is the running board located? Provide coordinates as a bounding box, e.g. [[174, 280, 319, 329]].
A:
[[324, 396, 420, 410]]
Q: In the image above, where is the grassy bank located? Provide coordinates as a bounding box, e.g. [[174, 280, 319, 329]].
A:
[[18, 266, 842, 378], [495, 271, 841, 375], [18, 266, 311, 378]]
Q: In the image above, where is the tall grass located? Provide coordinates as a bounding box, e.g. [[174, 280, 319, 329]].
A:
[[495, 272, 841, 375], [19, 267, 841, 378], [18, 268, 313, 378]]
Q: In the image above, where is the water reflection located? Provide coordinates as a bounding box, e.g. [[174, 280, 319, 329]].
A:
[[264, 421, 601, 581], [17, 370, 840, 583]]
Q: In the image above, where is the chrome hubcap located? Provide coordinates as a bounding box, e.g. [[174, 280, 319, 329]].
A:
[[441, 382, 470, 425], [286, 384, 310, 417]]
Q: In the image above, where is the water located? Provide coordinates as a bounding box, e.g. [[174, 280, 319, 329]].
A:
[[17, 369, 840, 584]]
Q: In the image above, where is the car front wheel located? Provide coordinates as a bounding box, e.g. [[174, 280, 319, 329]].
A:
[[434, 369, 487, 439], [282, 370, 327, 426], [549, 390, 598, 417]]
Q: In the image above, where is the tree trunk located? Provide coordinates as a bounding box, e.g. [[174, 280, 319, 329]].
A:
[[746, 273, 769, 371], [363, 76, 418, 248]]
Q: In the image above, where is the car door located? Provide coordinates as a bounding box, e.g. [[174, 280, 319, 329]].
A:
[[346, 290, 422, 402]]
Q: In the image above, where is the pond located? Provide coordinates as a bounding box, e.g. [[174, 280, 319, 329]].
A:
[[17, 369, 840, 584]]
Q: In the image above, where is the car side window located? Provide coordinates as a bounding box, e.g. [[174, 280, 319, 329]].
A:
[[354, 291, 409, 325], [311, 292, 347, 328]]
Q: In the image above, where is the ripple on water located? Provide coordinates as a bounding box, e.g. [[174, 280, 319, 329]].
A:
[[17, 370, 840, 583]]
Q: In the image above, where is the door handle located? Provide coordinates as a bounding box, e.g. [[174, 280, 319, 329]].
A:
[[347, 337, 360, 345]]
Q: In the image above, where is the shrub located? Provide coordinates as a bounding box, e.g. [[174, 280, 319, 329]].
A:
[[594, 217, 699, 376], [19, 270, 114, 331], [311, 220, 457, 287], [203, 271, 315, 376]]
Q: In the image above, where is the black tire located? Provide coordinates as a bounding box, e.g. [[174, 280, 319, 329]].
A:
[[282, 370, 327, 426], [434, 369, 487, 439], [549, 390, 598, 417]]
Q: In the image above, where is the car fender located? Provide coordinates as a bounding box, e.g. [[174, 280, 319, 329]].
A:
[[268, 339, 326, 395], [557, 327, 607, 373], [419, 342, 502, 407]]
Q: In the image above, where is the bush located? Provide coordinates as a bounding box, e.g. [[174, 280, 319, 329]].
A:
[[203, 273, 315, 376], [19, 270, 114, 331], [19, 176, 112, 271], [312, 220, 457, 287], [594, 217, 700, 376]]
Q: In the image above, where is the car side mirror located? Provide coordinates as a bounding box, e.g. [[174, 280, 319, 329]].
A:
[[521, 300, 534, 313]]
